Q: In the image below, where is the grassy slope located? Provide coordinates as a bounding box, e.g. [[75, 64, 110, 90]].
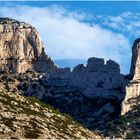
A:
[[0, 91, 100, 139]]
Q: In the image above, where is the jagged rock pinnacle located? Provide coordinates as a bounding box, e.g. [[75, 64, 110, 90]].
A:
[[130, 38, 140, 80], [121, 38, 140, 115]]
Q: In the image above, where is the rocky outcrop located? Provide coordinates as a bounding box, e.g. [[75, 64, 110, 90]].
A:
[[0, 68, 126, 132], [121, 39, 140, 115], [121, 80, 140, 115], [130, 38, 140, 80], [50, 57, 126, 96], [0, 18, 56, 73], [23, 57, 127, 130], [70, 58, 125, 90]]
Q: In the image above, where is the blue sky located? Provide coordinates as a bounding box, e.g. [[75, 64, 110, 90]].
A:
[[1, 1, 140, 15], [0, 1, 140, 74], [2, 1, 140, 15]]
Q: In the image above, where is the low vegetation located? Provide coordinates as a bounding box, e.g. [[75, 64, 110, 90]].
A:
[[103, 96, 140, 139], [0, 91, 100, 139]]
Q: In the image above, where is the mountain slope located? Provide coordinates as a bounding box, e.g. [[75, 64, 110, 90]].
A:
[[0, 90, 100, 139]]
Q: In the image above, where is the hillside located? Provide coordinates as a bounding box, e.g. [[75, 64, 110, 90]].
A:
[[0, 90, 100, 139]]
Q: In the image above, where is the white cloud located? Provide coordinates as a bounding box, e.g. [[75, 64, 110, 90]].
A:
[[0, 5, 131, 73], [101, 12, 140, 37]]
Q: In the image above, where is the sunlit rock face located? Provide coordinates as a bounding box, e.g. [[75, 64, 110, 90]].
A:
[[0, 18, 56, 73], [130, 38, 140, 80], [121, 39, 140, 115]]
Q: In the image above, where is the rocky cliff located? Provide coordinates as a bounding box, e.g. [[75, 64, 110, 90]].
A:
[[50, 57, 127, 99], [0, 18, 56, 73], [5, 57, 126, 132], [0, 18, 129, 132], [121, 39, 140, 115], [0, 18, 140, 139], [130, 38, 140, 80]]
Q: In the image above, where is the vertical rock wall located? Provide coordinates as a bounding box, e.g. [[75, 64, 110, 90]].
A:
[[0, 18, 56, 73], [121, 39, 140, 115]]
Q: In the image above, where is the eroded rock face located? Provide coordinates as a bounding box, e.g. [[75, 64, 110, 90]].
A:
[[121, 39, 140, 115], [0, 18, 56, 73], [130, 38, 140, 80], [45, 57, 127, 129], [70, 58, 124, 90]]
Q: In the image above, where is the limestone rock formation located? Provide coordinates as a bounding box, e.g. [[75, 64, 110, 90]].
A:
[[1, 17, 140, 138], [121, 39, 140, 115], [30, 57, 127, 130], [130, 38, 140, 80], [70, 57, 124, 90], [0, 18, 56, 73]]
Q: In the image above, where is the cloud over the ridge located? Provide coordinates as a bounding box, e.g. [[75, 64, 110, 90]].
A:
[[0, 5, 131, 73], [99, 12, 140, 39]]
